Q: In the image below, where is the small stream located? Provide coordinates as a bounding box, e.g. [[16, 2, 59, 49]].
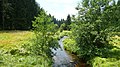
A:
[[52, 36, 86, 67]]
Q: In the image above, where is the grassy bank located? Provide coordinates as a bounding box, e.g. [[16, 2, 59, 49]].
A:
[[63, 32, 120, 67], [90, 35, 120, 67], [0, 31, 52, 67]]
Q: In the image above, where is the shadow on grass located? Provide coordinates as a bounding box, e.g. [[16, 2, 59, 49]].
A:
[[94, 44, 120, 61]]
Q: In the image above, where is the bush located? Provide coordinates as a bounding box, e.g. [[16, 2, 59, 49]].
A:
[[59, 31, 72, 39], [90, 57, 120, 67], [63, 38, 79, 53]]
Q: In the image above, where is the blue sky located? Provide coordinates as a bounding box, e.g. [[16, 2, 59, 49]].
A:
[[35, 0, 81, 20]]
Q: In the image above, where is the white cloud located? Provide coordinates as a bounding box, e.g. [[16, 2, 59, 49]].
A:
[[36, 0, 80, 19], [46, 0, 75, 4]]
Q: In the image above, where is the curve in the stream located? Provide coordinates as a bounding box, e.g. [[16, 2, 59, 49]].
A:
[[52, 36, 90, 67], [52, 36, 75, 67]]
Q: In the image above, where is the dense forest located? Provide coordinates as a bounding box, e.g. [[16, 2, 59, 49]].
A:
[[0, 0, 41, 30], [0, 0, 120, 67]]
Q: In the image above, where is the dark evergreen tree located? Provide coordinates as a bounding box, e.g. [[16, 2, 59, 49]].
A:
[[0, 0, 2, 29], [66, 14, 71, 25], [0, 0, 40, 30], [118, 0, 120, 5], [65, 14, 71, 30]]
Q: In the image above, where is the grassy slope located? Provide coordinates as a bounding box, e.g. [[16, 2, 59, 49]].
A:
[[0, 31, 51, 67]]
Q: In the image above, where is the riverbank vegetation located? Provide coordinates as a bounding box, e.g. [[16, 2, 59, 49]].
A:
[[63, 33, 120, 66], [63, 0, 120, 66]]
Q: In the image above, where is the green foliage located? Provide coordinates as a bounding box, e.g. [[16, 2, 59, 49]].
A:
[[88, 34, 120, 67], [71, 22, 108, 61], [59, 23, 66, 32], [90, 57, 120, 67], [58, 31, 72, 39], [32, 9, 59, 63], [57, 14, 71, 30], [63, 38, 79, 53], [65, 14, 71, 30], [70, 0, 120, 61], [0, 0, 40, 30], [0, 54, 52, 67], [63, 32, 120, 66], [0, 31, 52, 67]]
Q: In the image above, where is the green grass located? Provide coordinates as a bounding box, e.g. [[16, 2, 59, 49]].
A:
[[63, 31, 120, 67], [55, 30, 72, 40], [0, 31, 34, 53], [63, 38, 79, 53], [90, 35, 120, 67], [0, 30, 52, 67]]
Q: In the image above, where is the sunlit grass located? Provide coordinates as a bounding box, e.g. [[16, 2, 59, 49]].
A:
[[91, 33, 120, 67], [62, 31, 120, 67], [110, 35, 120, 47], [0, 31, 34, 51], [0, 30, 52, 67]]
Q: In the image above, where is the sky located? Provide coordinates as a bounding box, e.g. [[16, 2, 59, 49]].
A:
[[35, 0, 81, 20], [35, 0, 118, 20]]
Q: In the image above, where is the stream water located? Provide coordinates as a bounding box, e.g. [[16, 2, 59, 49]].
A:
[[52, 36, 86, 67]]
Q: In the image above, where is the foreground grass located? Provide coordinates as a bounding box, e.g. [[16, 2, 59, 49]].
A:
[[0, 30, 52, 67], [0, 31, 33, 52]]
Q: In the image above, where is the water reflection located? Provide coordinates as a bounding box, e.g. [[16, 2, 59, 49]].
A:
[[52, 36, 89, 67], [52, 36, 76, 67]]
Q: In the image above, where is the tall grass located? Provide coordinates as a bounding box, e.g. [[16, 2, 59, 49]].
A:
[[0, 31, 52, 67]]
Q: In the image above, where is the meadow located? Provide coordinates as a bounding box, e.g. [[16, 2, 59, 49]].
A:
[[0, 30, 120, 67], [0, 31, 52, 67]]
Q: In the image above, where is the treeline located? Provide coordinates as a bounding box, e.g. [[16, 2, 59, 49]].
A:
[[0, 0, 40, 30], [0, 0, 72, 30], [54, 14, 72, 31]]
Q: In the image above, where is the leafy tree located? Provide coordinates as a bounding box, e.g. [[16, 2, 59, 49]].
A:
[[59, 23, 66, 32], [32, 8, 59, 65], [71, 0, 120, 61]]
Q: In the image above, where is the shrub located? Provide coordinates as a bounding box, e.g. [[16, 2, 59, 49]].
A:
[[63, 38, 79, 53], [90, 57, 120, 67]]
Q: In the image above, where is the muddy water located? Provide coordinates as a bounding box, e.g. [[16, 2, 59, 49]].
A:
[[52, 36, 88, 67]]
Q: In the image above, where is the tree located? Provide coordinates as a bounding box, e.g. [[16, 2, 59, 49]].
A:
[[0, 0, 40, 30], [1, 0, 7, 30], [71, 0, 119, 61], [117, 0, 120, 5], [32, 8, 59, 64], [11, 0, 40, 30], [65, 14, 71, 30], [66, 14, 71, 25], [0, 0, 2, 29]]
